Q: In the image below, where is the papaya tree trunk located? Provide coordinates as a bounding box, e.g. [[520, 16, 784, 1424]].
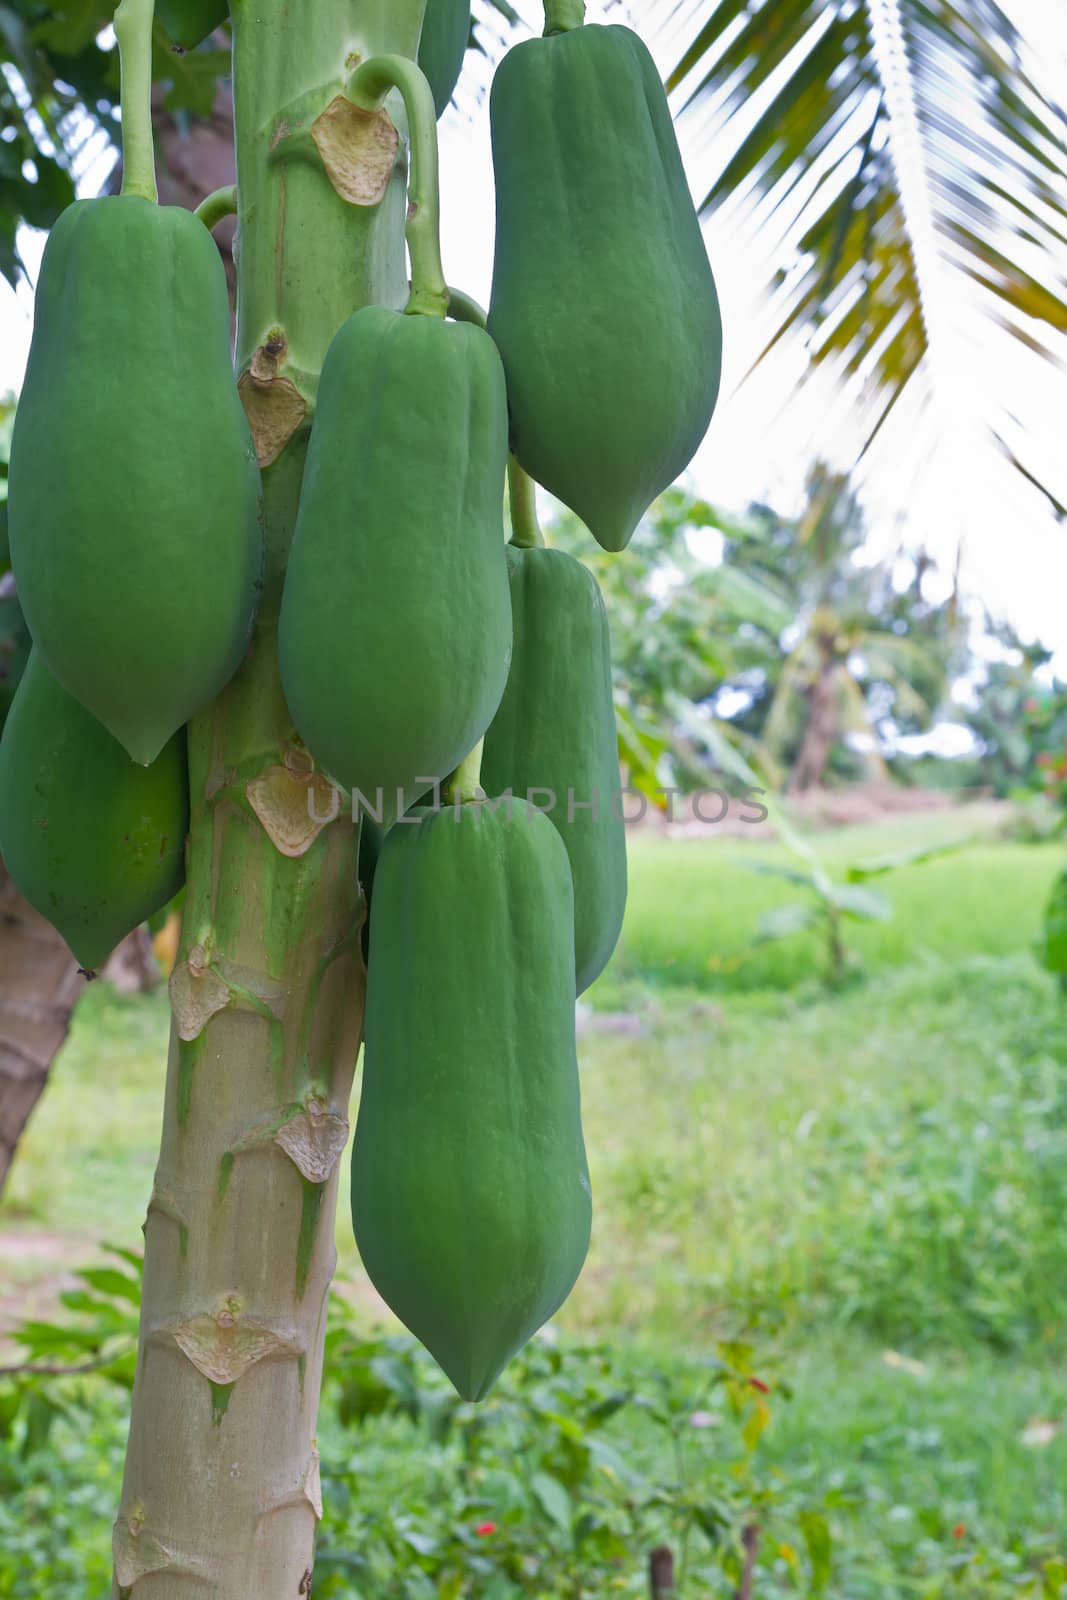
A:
[[112, 3, 421, 1593], [0, 864, 81, 1197]]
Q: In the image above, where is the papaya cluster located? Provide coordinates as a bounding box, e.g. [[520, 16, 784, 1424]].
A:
[[0, 0, 720, 1399], [275, 5, 719, 1398]]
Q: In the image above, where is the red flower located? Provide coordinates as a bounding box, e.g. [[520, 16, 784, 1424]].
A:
[[475, 1521, 497, 1537], [952, 1523, 966, 1540], [749, 1376, 770, 1394]]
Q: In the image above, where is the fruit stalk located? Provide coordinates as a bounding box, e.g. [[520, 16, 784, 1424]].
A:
[[193, 184, 237, 230], [443, 736, 484, 804], [115, 0, 158, 203], [507, 455, 543, 548], [111, 1, 425, 1594], [543, 0, 584, 34]]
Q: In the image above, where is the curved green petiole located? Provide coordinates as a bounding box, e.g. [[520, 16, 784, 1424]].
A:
[[507, 455, 544, 549], [446, 287, 544, 549], [347, 55, 447, 318], [445, 285, 488, 329], [115, 0, 158, 203], [194, 185, 238, 231]]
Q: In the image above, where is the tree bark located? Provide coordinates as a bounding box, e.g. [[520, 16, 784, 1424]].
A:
[[649, 1545, 675, 1597], [734, 1522, 760, 1600], [0, 864, 81, 1196], [791, 642, 839, 792], [111, 2, 423, 1592]]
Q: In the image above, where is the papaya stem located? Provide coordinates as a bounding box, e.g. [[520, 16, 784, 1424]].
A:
[[347, 55, 448, 318], [114, 0, 158, 203], [195, 184, 238, 230], [446, 285, 487, 328], [507, 456, 544, 549], [542, 0, 584, 34], [443, 738, 484, 805], [444, 289, 544, 549]]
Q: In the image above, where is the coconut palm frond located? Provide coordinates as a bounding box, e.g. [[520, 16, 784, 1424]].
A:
[[662, 0, 1067, 508]]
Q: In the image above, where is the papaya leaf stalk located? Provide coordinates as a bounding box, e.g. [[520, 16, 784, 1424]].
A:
[[347, 54, 448, 318], [507, 455, 544, 549], [446, 284, 488, 328], [193, 185, 237, 231]]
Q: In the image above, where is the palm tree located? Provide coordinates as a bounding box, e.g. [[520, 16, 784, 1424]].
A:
[[720, 464, 960, 789], [658, 0, 1067, 517], [548, 486, 795, 795]]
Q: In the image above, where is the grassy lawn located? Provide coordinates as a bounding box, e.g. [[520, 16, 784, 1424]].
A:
[[2, 806, 1066, 1594], [599, 806, 1059, 997]]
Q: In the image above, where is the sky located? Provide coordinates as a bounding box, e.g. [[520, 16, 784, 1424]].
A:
[[1, 0, 1064, 666]]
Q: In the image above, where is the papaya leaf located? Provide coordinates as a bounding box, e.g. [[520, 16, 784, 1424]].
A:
[[157, 42, 231, 118], [34, 0, 110, 58], [743, 859, 820, 889], [17, 152, 75, 229], [754, 902, 820, 943], [845, 836, 974, 880], [825, 882, 892, 922]]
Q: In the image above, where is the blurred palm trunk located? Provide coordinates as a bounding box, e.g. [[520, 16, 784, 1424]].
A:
[[791, 638, 838, 792], [0, 865, 81, 1196]]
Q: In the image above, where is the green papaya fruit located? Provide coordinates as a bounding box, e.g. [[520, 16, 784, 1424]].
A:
[[0, 651, 188, 972], [7, 197, 262, 765], [351, 799, 591, 1400], [418, 0, 471, 116], [488, 25, 722, 552], [279, 306, 511, 823], [0, 590, 30, 732], [482, 546, 626, 993], [156, 0, 227, 50]]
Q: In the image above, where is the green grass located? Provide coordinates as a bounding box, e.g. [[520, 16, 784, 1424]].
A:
[[577, 952, 1067, 1352], [1, 982, 168, 1247], [762, 1338, 1067, 1596], [597, 808, 1058, 998], [3, 810, 1066, 1594]]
